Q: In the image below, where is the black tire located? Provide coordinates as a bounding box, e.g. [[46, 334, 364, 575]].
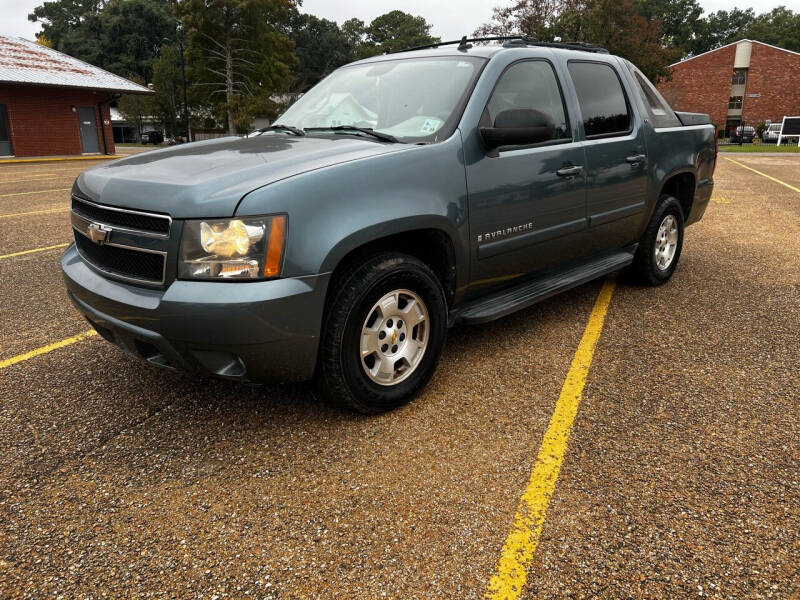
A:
[[629, 195, 685, 286], [318, 253, 447, 414]]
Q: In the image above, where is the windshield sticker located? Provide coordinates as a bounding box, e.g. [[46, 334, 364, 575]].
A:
[[421, 118, 443, 134]]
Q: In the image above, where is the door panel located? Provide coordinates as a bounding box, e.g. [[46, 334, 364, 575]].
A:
[[0, 104, 11, 156], [583, 133, 648, 249], [466, 59, 588, 290], [467, 144, 587, 286], [78, 106, 100, 154]]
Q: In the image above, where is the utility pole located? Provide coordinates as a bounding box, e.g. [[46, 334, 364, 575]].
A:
[[166, 22, 191, 143], [178, 35, 190, 143]]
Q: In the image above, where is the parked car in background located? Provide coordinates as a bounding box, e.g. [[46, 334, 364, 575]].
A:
[[762, 122, 781, 143], [62, 37, 716, 413], [731, 125, 755, 144], [141, 130, 164, 144]]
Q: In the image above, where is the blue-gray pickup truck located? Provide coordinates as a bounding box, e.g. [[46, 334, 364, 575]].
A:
[[62, 37, 716, 413]]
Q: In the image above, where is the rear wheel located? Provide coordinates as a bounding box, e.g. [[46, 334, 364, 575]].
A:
[[629, 195, 684, 286], [319, 253, 447, 414]]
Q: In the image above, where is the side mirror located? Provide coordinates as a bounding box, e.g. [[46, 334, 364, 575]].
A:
[[480, 109, 555, 151]]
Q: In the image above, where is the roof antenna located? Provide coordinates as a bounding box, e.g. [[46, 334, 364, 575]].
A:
[[457, 35, 472, 51]]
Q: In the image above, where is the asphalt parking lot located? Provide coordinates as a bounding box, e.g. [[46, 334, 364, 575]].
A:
[[0, 155, 798, 599]]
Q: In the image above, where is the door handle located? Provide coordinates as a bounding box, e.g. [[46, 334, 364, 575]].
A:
[[556, 165, 583, 177], [626, 154, 647, 164]]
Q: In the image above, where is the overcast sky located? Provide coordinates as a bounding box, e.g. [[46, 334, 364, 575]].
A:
[[2, 0, 798, 41]]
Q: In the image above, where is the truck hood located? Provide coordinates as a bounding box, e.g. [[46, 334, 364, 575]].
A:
[[74, 135, 411, 219]]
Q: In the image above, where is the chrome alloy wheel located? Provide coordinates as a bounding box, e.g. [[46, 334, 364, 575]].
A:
[[654, 214, 679, 270], [360, 289, 429, 386]]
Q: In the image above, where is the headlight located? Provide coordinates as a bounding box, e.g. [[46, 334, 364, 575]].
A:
[[178, 215, 286, 280]]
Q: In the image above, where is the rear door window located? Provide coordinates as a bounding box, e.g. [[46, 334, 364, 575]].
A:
[[567, 61, 632, 138]]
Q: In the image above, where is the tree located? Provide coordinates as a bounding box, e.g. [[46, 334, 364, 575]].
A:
[[340, 11, 439, 60], [689, 8, 755, 55], [288, 13, 354, 91], [179, 0, 297, 134], [286, 10, 439, 91], [636, 0, 703, 55], [685, 6, 799, 57], [340, 18, 374, 59], [91, 0, 178, 82], [151, 44, 184, 137], [476, 0, 576, 39], [581, 0, 680, 81], [118, 76, 156, 141], [341, 18, 367, 51], [28, 0, 178, 82], [742, 7, 800, 52], [29, 0, 106, 68], [476, 0, 678, 82], [365, 10, 439, 54]]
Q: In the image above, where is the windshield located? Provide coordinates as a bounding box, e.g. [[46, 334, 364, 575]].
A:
[[273, 56, 486, 143]]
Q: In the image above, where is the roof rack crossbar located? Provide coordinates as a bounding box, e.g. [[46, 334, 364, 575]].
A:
[[389, 36, 609, 55]]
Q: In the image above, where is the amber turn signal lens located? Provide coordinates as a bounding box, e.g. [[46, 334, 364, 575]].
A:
[[264, 216, 286, 277]]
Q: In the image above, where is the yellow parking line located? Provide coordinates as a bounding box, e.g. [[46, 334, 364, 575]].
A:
[[0, 171, 72, 178], [485, 279, 616, 600], [0, 187, 70, 198], [724, 157, 800, 194], [0, 330, 97, 370], [0, 207, 68, 219], [0, 175, 75, 184], [0, 166, 90, 174], [0, 155, 122, 164], [0, 243, 69, 260]]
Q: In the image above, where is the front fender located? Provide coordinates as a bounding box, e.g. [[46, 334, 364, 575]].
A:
[[234, 134, 470, 288], [318, 214, 463, 273]]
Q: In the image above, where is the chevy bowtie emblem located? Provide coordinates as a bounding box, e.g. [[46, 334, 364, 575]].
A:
[[87, 222, 112, 245]]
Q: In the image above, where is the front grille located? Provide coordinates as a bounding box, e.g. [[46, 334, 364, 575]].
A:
[[75, 233, 165, 283], [72, 196, 170, 236]]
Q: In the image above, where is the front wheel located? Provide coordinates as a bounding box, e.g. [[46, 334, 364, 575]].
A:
[[318, 253, 447, 414], [629, 195, 685, 286]]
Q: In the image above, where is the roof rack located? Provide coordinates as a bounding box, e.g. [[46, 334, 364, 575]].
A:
[[390, 36, 609, 55]]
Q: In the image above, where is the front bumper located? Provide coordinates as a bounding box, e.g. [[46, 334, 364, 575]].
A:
[[61, 244, 330, 383]]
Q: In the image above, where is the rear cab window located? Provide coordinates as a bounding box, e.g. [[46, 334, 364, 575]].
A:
[[623, 61, 681, 128], [567, 61, 632, 138]]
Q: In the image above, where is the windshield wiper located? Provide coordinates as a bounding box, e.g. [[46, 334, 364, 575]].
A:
[[304, 126, 399, 143], [257, 124, 306, 136]]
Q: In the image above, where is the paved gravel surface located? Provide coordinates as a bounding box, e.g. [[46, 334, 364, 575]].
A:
[[527, 156, 799, 599], [0, 156, 797, 598], [722, 155, 800, 188]]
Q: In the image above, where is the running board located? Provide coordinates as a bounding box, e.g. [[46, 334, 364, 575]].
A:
[[450, 249, 635, 326]]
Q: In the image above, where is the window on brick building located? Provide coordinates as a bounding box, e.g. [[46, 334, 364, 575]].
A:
[[731, 69, 747, 85], [728, 96, 743, 110]]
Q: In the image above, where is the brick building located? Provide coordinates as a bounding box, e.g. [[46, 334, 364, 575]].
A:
[[0, 35, 150, 158], [657, 39, 800, 137]]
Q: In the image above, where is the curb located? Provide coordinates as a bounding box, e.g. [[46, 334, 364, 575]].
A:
[[0, 155, 123, 165]]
